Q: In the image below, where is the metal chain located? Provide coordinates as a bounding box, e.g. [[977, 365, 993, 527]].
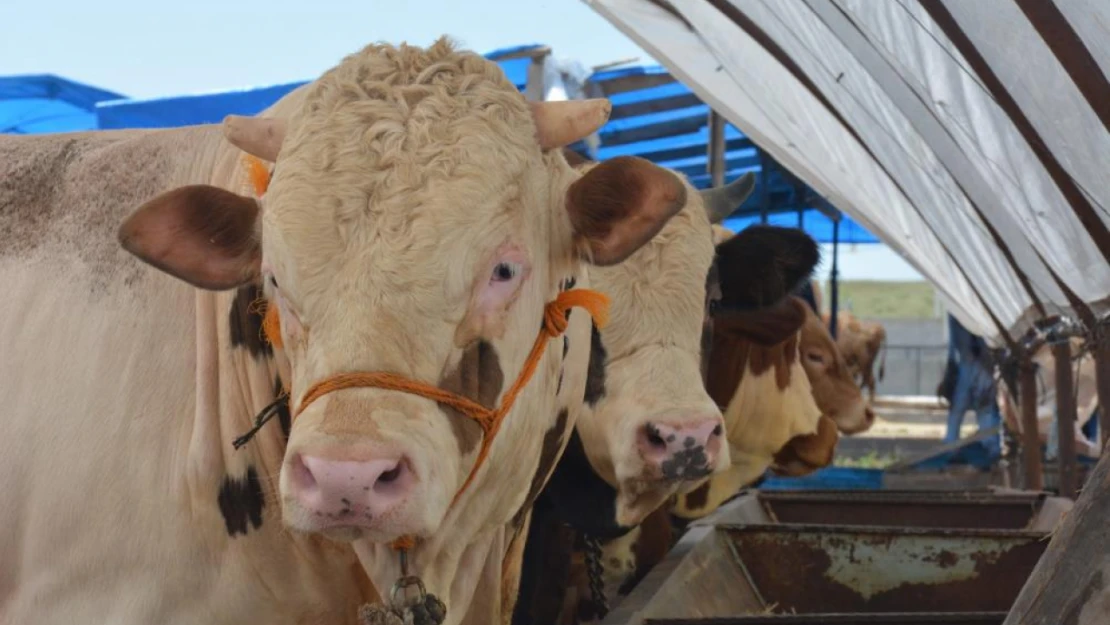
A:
[[583, 535, 610, 619]]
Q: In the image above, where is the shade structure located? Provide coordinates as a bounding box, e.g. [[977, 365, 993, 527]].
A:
[[582, 0, 1110, 345], [583, 62, 880, 244]]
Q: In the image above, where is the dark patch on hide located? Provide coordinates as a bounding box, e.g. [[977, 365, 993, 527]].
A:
[[584, 323, 607, 407], [511, 492, 578, 625], [438, 340, 504, 456], [537, 430, 632, 541], [682, 481, 711, 513], [217, 466, 265, 537], [274, 375, 291, 441], [700, 257, 720, 382], [228, 284, 272, 358], [513, 408, 571, 530]]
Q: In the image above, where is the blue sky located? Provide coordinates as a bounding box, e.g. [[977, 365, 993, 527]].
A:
[[1, 0, 923, 282]]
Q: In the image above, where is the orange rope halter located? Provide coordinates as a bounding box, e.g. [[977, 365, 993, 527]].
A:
[[242, 154, 611, 553], [293, 289, 609, 551]]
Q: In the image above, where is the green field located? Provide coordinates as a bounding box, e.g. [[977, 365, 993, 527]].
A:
[[820, 280, 937, 319]]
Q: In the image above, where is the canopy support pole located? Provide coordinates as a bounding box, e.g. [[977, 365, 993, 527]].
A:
[[1053, 341, 1078, 498], [708, 110, 725, 189], [1020, 356, 1044, 491]]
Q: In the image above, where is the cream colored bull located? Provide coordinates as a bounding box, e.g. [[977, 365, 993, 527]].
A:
[[0, 38, 690, 625]]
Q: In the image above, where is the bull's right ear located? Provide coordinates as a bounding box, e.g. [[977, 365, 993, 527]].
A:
[[118, 185, 262, 290], [565, 156, 687, 266]]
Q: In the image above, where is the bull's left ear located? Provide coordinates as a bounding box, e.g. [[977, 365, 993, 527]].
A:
[[118, 185, 262, 290], [565, 156, 687, 266]]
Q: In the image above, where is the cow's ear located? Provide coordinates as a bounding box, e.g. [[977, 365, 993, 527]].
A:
[[715, 297, 806, 347], [565, 156, 687, 266], [118, 185, 262, 290], [716, 225, 819, 309], [770, 415, 839, 476]]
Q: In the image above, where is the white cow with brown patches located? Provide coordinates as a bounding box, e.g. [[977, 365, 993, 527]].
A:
[[0, 38, 690, 625]]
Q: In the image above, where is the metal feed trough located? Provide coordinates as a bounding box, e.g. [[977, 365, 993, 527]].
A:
[[731, 489, 1072, 531], [601, 490, 1070, 625], [643, 614, 1006, 624]]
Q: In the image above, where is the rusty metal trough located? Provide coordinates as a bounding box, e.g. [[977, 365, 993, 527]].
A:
[[643, 614, 1005, 624], [601, 490, 1071, 625], [732, 489, 1072, 531]]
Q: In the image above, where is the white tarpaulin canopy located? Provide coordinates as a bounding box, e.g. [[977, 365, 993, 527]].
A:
[[583, 0, 1110, 346]]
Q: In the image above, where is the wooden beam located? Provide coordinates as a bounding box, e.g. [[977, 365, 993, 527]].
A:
[[707, 109, 726, 188], [1096, 340, 1110, 451], [1002, 450, 1110, 624], [1020, 356, 1044, 491], [1053, 341, 1079, 498]]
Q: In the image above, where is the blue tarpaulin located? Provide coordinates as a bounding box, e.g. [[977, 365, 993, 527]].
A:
[[0, 74, 125, 134], [97, 81, 307, 130]]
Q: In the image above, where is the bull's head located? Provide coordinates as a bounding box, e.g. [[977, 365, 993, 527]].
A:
[[571, 172, 762, 525], [796, 303, 874, 434], [116, 40, 689, 544]]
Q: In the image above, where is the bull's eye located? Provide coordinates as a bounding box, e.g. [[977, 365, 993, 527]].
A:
[[269, 275, 279, 289], [491, 261, 521, 283], [806, 352, 826, 365]]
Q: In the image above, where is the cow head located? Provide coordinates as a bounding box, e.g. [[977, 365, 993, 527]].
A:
[[116, 39, 689, 544], [673, 226, 834, 520], [573, 171, 758, 526], [797, 302, 874, 434]]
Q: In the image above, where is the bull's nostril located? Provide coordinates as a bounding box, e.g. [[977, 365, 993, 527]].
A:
[[711, 424, 723, 437], [292, 454, 318, 490], [645, 424, 667, 450], [378, 465, 401, 484]]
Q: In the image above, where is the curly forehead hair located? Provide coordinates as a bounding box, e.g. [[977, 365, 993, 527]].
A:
[[286, 36, 530, 149]]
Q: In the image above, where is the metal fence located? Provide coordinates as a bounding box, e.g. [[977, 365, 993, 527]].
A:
[[873, 344, 949, 397]]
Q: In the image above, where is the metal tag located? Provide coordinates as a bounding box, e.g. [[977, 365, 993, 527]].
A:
[[390, 575, 447, 625]]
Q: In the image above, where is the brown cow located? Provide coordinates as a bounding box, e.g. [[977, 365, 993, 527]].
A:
[[826, 311, 888, 401], [997, 337, 1100, 458]]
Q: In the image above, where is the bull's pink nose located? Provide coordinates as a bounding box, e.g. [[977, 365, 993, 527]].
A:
[[638, 417, 724, 480], [289, 453, 413, 524]]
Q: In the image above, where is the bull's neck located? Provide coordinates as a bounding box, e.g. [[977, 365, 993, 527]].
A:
[[188, 286, 289, 517]]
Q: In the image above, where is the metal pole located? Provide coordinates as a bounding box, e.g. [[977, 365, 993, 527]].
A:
[[1020, 356, 1044, 491], [1053, 341, 1078, 498], [708, 110, 725, 189], [757, 150, 770, 224], [829, 215, 840, 340]]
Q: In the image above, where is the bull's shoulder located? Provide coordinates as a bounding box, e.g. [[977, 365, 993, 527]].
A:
[[1, 126, 226, 286]]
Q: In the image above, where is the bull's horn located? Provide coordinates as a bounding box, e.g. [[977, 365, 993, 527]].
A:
[[222, 115, 287, 163], [700, 172, 756, 224], [529, 99, 612, 150]]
